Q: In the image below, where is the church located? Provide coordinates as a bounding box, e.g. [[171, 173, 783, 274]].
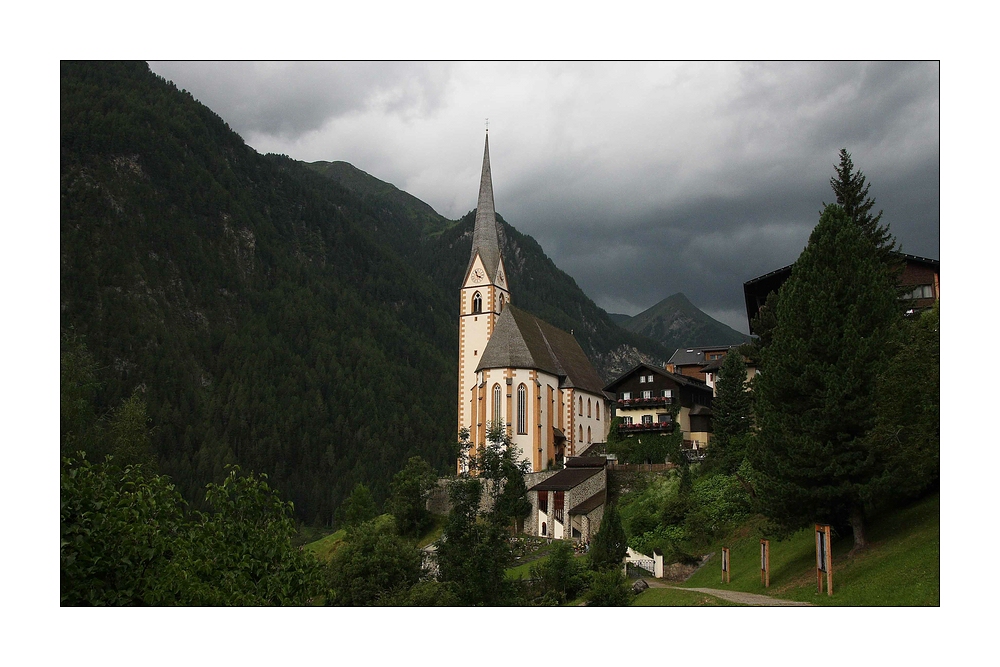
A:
[[456, 133, 610, 475]]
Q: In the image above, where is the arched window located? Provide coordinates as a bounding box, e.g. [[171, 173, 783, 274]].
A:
[[596, 402, 601, 421], [587, 398, 592, 418], [493, 384, 502, 426], [587, 426, 592, 444], [579, 425, 583, 442], [579, 396, 583, 416], [517, 384, 527, 435], [499, 293, 505, 312], [541, 522, 547, 536], [473, 292, 482, 314]]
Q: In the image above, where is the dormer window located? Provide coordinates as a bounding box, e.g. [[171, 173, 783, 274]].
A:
[[473, 292, 483, 313]]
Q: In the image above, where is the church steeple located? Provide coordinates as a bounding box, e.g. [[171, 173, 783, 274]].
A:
[[467, 132, 502, 281]]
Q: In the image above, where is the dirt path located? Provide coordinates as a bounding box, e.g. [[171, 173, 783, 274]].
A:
[[641, 579, 812, 606]]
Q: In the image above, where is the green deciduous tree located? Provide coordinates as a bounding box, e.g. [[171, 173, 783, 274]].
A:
[[61, 457, 324, 605], [528, 539, 587, 605], [434, 477, 520, 606], [751, 204, 901, 553], [587, 568, 631, 606], [326, 516, 424, 606], [386, 456, 437, 537], [335, 482, 378, 529]]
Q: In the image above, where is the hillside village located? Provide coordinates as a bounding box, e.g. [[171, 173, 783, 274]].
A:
[[59, 62, 940, 607]]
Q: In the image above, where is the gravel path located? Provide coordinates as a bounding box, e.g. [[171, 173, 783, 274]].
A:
[[665, 585, 812, 606], [637, 578, 812, 606]]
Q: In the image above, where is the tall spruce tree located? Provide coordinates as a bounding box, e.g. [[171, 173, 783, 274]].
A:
[[827, 148, 897, 260], [751, 204, 900, 553], [589, 502, 627, 571], [707, 350, 753, 476]]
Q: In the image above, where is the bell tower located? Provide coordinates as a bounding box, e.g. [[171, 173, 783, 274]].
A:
[[457, 131, 510, 467]]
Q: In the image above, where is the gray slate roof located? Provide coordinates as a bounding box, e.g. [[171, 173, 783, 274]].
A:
[[466, 133, 502, 282], [476, 305, 606, 395]]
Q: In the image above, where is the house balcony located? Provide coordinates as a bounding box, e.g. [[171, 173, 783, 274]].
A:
[[617, 397, 674, 409], [617, 421, 675, 434]]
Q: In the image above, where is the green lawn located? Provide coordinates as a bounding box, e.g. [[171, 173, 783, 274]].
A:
[[678, 493, 939, 606], [632, 586, 741, 606], [302, 528, 347, 562]]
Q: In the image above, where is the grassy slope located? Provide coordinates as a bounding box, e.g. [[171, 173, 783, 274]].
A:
[[636, 493, 939, 606]]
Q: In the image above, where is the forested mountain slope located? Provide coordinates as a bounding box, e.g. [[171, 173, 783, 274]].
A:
[[60, 61, 665, 525], [306, 161, 669, 379], [61, 61, 457, 524]]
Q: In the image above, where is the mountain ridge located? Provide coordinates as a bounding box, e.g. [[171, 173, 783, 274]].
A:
[[617, 293, 750, 352]]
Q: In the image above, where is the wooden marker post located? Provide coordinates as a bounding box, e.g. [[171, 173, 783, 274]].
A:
[[815, 524, 832, 596], [721, 547, 730, 584], [760, 539, 770, 588]]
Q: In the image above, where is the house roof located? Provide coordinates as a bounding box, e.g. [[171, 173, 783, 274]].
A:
[[569, 489, 606, 516], [602, 361, 712, 393], [666, 345, 739, 368], [476, 305, 606, 395], [565, 456, 607, 469], [465, 133, 502, 282], [527, 466, 603, 492]]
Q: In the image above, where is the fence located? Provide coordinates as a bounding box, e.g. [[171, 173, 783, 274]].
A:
[[607, 463, 676, 473]]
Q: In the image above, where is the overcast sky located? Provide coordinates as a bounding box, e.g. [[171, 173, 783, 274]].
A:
[[148, 61, 939, 334]]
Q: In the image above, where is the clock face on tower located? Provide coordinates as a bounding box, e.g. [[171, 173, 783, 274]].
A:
[[472, 268, 484, 282], [497, 269, 505, 285]]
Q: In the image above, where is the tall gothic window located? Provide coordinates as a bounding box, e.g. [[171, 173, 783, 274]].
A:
[[587, 398, 592, 418], [587, 426, 592, 443], [493, 383, 502, 426], [596, 402, 601, 420], [473, 292, 483, 314], [579, 396, 583, 415], [517, 384, 527, 434]]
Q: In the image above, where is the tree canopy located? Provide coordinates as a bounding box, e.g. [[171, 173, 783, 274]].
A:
[[751, 203, 901, 552]]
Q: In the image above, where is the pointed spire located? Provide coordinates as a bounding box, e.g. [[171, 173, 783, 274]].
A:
[[468, 132, 502, 281]]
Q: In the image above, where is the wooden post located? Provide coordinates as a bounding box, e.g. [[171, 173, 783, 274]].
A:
[[721, 547, 730, 584], [815, 524, 833, 596], [760, 539, 770, 588]]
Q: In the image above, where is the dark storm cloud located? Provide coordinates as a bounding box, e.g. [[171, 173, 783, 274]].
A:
[[146, 61, 939, 334], [150, 61, 452, 138]]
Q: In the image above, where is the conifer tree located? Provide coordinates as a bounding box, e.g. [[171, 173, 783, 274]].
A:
[[707, 350, 753, 475], [751, 204, 900, 553], [827, 148, 897, 259], [589, 502, 627, 571]]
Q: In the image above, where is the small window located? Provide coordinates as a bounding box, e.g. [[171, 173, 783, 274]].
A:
[[639, 375, 646, 383], [579, 397, 583, 415], [622, 392, 632, 400], [541, 522, 547, 536], [587, 426, 592, 443], [587, 398, 592, 418], [499, 293, 505, 312], [596, 402, 601, 420], [517, 384, 527, 435], [642, 415, 653, 425], [647, 375, 654, 383], [493, 384, 502, 425], [622, 416, 633, 425], [662, 389, 672, 398], [642, 390, 652, 399], [473, 292, 483, 313], [657, 413, 670, 423]]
